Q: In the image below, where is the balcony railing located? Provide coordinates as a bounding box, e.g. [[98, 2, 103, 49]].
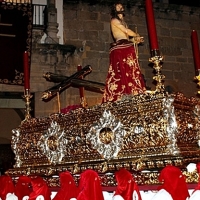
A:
[[0, 0, 31, 4], [33, 4, 47, 29]]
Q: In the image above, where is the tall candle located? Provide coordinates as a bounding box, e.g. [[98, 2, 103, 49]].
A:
[[191, 30, 200, 71], [145, 0, 159, 51], [23, 51, 30, 90]]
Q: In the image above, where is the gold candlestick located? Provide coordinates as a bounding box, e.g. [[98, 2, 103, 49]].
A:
[[149, 50, 165, 92], [80, 96, 87, 108], [57, 92, 61, 113], [194, 70, 200, 94], [22, 89, 32, 122]]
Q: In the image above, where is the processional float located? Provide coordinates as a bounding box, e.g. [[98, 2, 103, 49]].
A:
[[7, 63, 200, 188], [7, 48, 200, 188], [6, 0, 200, 189]]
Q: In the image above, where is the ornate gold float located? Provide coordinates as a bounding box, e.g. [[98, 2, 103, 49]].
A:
[[6, 90, 200, 187]]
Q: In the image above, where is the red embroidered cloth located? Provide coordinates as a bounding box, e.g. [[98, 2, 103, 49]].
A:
[[102, 42, 146, 103]]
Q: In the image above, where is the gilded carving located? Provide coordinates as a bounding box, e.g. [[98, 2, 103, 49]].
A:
[[6, 92, 200, 187]]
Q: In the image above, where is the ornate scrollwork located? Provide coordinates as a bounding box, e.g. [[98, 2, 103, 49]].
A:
[[163, 96, 179, 155], [7, 92, 200, 182], [37, 121, 68, 165], [194, 104, 200, 147], [86, 110, 126, 160], [11, 129, 22, 168]]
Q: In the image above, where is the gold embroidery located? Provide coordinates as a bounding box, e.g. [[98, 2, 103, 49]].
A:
[[102, 45, 146, 103]]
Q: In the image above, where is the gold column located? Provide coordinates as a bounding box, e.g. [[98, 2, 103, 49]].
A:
[[22, 89, 32, 122], [149, 50, 165, 92]]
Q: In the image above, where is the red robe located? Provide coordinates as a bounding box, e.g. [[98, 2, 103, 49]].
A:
[[102, 40, 146, 103], [0, 175, 15, 200], [53, 171, 79, 200], [113, 168, 142, 200], [77, 169, 104, 200], [158, 165, 190, 200], [15, 176, 32, 200], [29, 176, 51, 200]]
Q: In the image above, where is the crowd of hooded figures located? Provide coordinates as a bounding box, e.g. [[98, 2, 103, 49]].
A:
[[0, 164, 200, 200]]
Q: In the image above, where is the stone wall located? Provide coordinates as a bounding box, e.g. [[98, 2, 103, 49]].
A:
[[1, 1, 200, 117], [61, 1, 200, 104]]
